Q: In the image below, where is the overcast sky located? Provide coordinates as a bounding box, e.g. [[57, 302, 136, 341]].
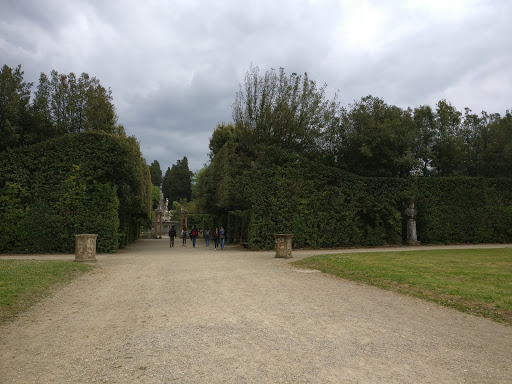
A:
[[2, 0, 511, 172]]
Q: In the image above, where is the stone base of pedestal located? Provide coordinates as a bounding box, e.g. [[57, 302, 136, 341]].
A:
[[406, 218, 420, 246], [274, 234, 293, 258], [74, 234, 98, 262]]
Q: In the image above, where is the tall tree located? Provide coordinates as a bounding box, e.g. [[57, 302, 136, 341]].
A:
[[413, 105, 436, 176], [33, 70, 121, 136], [340, 95, 417, 177], [479, 111, 512, 177], [31, 72, 59, 141], [209, 122, 235, 159], [431, 99, 463, 176], [161, 167, 172, 208], [232, 66, 340, 162], [459, 107, 485, 176], [162, 157, 193, 204], [149, 160, 162, 187], [0, 64, 32, 151]]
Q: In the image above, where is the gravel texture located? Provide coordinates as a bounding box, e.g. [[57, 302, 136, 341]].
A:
[[1, 240, 511, 383]]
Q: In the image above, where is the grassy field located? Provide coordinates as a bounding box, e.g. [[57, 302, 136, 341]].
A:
[[0, 260, 94, 324], [291, 248, 512, 325]]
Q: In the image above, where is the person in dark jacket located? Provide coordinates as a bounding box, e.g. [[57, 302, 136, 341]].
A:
[[182, 227, 188, 246], [213, 228, 219, 251], [169, 226, 176, 247]]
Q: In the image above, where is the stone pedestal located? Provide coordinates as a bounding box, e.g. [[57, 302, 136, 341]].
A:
[[155, 209, 163, 238], [74, 234, 98, 262], [407, 218, 420, 245], [274, 234, 293, 258]]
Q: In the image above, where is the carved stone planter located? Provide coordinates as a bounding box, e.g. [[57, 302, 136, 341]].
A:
[[274, 234, 293, 258], [74, 234, 98, 262]]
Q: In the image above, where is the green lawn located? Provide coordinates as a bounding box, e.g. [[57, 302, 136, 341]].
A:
[[0, 259, 94, 324], [291, 248, 512, 325]]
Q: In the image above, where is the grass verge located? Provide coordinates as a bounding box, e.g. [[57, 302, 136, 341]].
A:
[[291, 248, 512, 325], [0, 259, 94, 325]]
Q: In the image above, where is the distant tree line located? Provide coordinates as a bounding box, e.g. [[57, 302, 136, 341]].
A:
[[162, 157, 193, 207], [0, 64, 125, 152], [197, 66, 512, 248], [147, 157, 194, 214]]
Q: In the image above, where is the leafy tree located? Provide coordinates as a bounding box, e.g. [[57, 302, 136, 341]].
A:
[[0, 64, 32, 151], [83, 76, 118, 133], [479, 110, 512, 177], [32, 69, 121, 137], [149, 160, 162, 187], [209, 122, 235, 158], [232, 66, 340, 162], [162, 157, 192, 204], [459, 107, 486, 176], [31, 72, 60, 142], [340, 95, 417, 177], [431, 99, 464, 176], [413, 105, 436, 175], [151, 184, 161, 210], [162, 167, 171, 207]]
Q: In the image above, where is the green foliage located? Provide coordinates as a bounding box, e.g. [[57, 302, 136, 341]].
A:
[[151, 185, 161, 210], [199, 66, 512, 250], [0, 132, 150, 253], [149, 160, 162, 187], [416, 177, 512, 244], [233, 66, 340, 160], [0, 64, 124, 152], [209, 123, 235, 159], [162, 157, 193, 204], [0, 183, 30, 252], [246, 163, 412, 250], [0, 64, 32, 151], [341, 95, 418, 177]]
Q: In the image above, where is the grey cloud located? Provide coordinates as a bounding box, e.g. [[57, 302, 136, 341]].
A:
[[2, 0, 512, 172]]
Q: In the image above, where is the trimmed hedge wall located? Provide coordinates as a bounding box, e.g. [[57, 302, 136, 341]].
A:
[[416, 178, 512, 244], [0, 132, 151, 253], [244, 165, 512, 250]]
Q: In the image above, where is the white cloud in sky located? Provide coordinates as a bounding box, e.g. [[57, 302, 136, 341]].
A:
[[1, 0, 511, 171]]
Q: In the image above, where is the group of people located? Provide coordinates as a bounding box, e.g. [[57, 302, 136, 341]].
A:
[[168, 226, 225, 250]]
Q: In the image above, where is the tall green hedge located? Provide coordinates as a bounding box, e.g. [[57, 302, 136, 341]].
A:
[[245, 164, 512, 250], [0, 132, 151, 253], [416, 178, 512, 244]]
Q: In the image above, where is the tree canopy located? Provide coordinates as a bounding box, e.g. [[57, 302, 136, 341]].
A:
[[0, 64, 125, 152], [196, 66, 512, 248], [162, 157, 193, 206], [149, 160, 162, 187]]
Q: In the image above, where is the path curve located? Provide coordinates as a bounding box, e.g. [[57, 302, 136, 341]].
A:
[[1, 240, 511, 383]]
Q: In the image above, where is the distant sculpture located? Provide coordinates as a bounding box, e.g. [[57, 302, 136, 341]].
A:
[[405, 200, 420, 245]]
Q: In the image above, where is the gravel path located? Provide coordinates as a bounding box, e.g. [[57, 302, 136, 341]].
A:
[[1, 240, 511, 383]]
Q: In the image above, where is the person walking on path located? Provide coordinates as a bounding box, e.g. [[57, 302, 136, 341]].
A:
[[190, 227, 199, 248], [205, 228, 211, 247], [168, 226, 176, 247], [213, 228, 219, 251], [182, 227, 188, 246], [220, 226, 226, 250]]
